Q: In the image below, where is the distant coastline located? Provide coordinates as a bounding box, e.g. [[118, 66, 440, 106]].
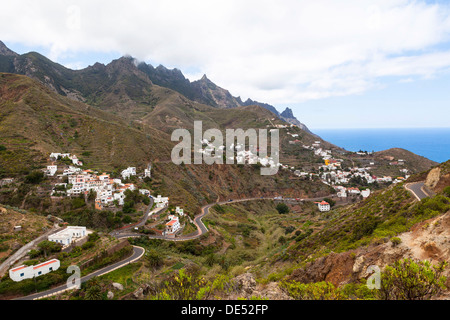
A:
[[312, 127, 450, 163]]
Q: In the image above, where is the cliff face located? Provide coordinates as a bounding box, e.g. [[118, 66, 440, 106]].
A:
[[426, 167, 441, 189], [426, 160, 450, 193]]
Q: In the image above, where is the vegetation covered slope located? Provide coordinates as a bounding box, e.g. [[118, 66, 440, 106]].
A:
[[0, 73, 173, 176]]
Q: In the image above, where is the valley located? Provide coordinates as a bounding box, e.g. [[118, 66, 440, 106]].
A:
[[0, 40, 448, 301]]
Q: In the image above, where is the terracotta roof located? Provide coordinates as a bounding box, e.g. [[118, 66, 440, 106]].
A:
[[33, 259, 59, 270], [166, 219, 178, 226], [10, 265, 27, 272]]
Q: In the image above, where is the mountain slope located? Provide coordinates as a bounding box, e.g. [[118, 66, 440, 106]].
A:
[[0, 73, 172, 176], [374, 148, 438, 174]]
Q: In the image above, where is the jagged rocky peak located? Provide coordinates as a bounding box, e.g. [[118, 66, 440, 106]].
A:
[[280, 107, 295, 119], [90, 62, 106, 71], [155, 64, 186, 80], [0, 40, 18, 57]]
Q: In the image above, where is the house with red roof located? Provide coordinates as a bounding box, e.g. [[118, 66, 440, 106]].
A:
[[9, 259, 60, 282], [165, 216, 181, 234], [315, 200, 331, 212]]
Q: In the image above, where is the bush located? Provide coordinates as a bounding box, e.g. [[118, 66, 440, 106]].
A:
[[276, 203, 289, 214], [212, 204, 225, 214], [25, 171, 44, 184], [71, 197, 86, 209], [280, 280, 346, 300], [82, 241, 95, 250], [443, 186, 450, 198], [146, 249, 164, 268], [378, 258, 448, 300]]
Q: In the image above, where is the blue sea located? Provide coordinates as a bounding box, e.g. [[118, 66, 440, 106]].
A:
[[312, 128, 450, 164]]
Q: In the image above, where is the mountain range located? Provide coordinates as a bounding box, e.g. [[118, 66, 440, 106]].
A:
[[0, 40, 311, 133]]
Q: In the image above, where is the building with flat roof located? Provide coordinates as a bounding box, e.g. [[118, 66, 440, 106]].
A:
[[48, 226, 87, 246]]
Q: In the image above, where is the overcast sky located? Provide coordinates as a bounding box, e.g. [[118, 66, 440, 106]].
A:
[[2, 0, 450, 129]]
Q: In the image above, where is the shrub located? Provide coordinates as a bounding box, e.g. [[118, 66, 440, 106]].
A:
[[276, 203, 289, 214], [280, 280, 346, 300], [378, 258, 448, 300], [71, 197, 86, 209], [24, 171, 44, 184], [443, 186, 450, 198], [212, 204, 225, 214], [146, 249, 164, 268]]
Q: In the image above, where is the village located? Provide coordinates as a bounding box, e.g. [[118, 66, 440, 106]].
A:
[[44, 153, 185, 237], [286, 131, 410, 204]]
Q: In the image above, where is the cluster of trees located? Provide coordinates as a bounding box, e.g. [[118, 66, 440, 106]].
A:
[[123, 189, 150, 214]]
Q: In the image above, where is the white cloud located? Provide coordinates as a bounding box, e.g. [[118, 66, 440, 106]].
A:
[[1, 0, 450, 106]]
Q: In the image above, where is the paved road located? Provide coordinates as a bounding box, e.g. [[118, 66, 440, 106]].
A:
[[117, 195, 334, 241], [13, 246, 145, 300], [109, 197, 161, 236], [10, 194, 333, 299], [405, 181, 430, 201]]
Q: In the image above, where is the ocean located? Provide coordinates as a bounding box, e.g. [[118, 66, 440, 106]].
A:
[[312, 128, 450, 164]]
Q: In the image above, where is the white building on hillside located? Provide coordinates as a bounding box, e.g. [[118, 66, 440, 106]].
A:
[[46, 165, 57, 176], [154, 195, 169, 208], [121, 167, 137, 180], [9, 259, 60, 282], [165, 216, 181, 234], [144, 164, 152, 178], [48, 226, 87, 246], [361, 189, 371, 198], [316, 201, 331, 212]]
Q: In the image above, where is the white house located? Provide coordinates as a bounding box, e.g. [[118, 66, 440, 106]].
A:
[[121, 167, 137, 180], [48, 226, 87, 246], [69, 155, 83, 166], [316, 201, 331, 212], [347, 187, 361, 195], [46, 165, 57, 176], [114, 191, 126, 206], [361, 189, 371, 198], [144, 165, 151, 178], [165, 216, 181, 234], [63, 166, 81, 176], [154, 195, 169, 208], [139, 189, 151, 196], [9, 259, 60, 282]]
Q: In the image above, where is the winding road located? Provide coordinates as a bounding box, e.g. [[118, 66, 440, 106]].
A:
[[115, 195, 333, 241], [13, 245, 145, 300], [405, 181, 430, 201], [12, 194, 332, 300]]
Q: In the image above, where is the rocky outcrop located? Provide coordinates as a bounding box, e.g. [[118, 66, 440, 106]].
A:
[[288, 252, 357, 286], [228, 273, 291, 300], [426, 167, 441, 189], [112, 282, 124, 291]]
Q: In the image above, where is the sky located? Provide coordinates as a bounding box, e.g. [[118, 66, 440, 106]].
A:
[[1, 0, 450, 129]]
